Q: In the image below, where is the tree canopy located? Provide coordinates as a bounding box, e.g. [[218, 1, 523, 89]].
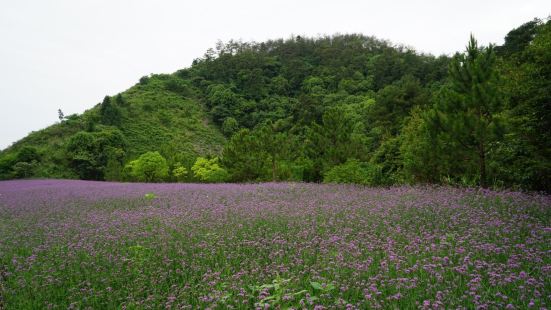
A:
[[1, 20, 549, 191]]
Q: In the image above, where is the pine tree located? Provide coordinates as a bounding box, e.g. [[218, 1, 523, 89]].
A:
[[429, 35, 503, 188], [100, 96, 121, 126]]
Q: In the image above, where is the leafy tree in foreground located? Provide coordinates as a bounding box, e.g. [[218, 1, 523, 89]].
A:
[[126, 151, 169, 182], [429, 35, 503, 188], [192, 157, 228, 183]]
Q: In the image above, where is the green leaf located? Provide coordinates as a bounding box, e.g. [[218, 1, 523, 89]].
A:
[[310, 282, 323, 290]]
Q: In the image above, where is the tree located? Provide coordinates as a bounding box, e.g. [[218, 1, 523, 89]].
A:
[[495, 18, 541, 57], [206, 85, 242, 125], [172, 163, 188, 182], [222, 129, 264, 181], [429, 35, 503, 188], [191, 157, 228, 183], [222, 121, 293, 182], [100, 96, 122, 126], [58, 109, 65, 122], [496, 19, 551, 190], [255, 122, 289, 181], [66, 129, 126, 180], [370, 75, 426, 137], [114, 94, 126, 106], [221, 117, 239, 137], [104, 159, 123, 181], [309, 105, 369, 173], [400, 107, 449, 183], [126, 151, 169, 182], [12, 161, 37, 179], [16, 146, 40, 163]]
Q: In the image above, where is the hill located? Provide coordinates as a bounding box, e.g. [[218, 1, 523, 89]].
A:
[[0, 75, 225, 180], [1, 19, 549, 190]]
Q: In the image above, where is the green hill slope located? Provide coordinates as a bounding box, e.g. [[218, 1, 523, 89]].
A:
[[0, 74, 225, 180]]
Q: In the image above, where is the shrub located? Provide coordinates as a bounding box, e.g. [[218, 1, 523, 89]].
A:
[[191, 157, 228, 183], [172, 163, 188, 182], [222, 117, 239, 137], [12, 161, 38, 179], [125, 151, 169, 182], [323, 159, 381, 186]]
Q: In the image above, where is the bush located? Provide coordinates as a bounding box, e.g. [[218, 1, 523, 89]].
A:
[[66, 129, 126, 180], [125, 151, 169, 182], [172, 163, 188, 182], [191, 157, 228, 183], [12, 161, 38, 179], [323, 159, 381, 186], [222, 117, 239, 137]]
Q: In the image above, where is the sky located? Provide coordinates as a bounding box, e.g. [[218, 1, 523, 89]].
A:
[[1, 0, 549, 150]]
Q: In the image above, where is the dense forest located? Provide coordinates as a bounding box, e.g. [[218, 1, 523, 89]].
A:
[[0, 18, 549, 191]]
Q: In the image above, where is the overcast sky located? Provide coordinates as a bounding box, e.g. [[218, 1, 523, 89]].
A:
[[1, 0, 549, 150]]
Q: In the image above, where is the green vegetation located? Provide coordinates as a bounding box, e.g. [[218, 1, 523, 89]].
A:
[[2, 181, 549, 308], [0, 18, 549, 190], [191, 157, 229, 183], [124, 151, 169, 182]]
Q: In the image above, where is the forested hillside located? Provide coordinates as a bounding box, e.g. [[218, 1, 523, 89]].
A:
[[1, 18, 549, 190]]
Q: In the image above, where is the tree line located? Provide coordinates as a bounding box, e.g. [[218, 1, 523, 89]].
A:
[[1, 18, 549, 191]]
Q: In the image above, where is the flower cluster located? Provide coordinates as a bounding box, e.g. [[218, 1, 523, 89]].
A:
[[0, 180, 549, 308]]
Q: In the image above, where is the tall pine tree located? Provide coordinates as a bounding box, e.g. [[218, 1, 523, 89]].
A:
[[429, 35, 503, 188], [100, 96, 122, 126]]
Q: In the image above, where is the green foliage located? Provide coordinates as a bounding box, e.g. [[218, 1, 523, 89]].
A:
[[429, 35, 503, 188], [104, 158, 123, 181], [139, 75, 150, 85], [125, 151, 169, 182], [400, 108, 449, 183], [370, 75, 427, 137], [0, 153, 17, 179], [369, 137, 403, 185], [309, 105, 370, 175], [172, 163, 188, 182], [100, 96, 122, 126], [66, 129, 126, 180], [16, 146, 41, 163], [222, 129, 264, 181], [310, 281, 336, 293], [2, 25, 549, 190], [144, 193, 157, 200], [222, 122, 294, 182], [221, 117, 239, 137], [323, 159, 380, 185], [191, 157, 228, 183], [496, 18, 541, 57], [249, 276, 308, 308], [206, 84, 242, 125], [12, 161, 38, 179]]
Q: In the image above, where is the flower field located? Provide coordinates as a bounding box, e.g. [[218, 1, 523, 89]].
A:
[[0, 180, 549, 309]]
